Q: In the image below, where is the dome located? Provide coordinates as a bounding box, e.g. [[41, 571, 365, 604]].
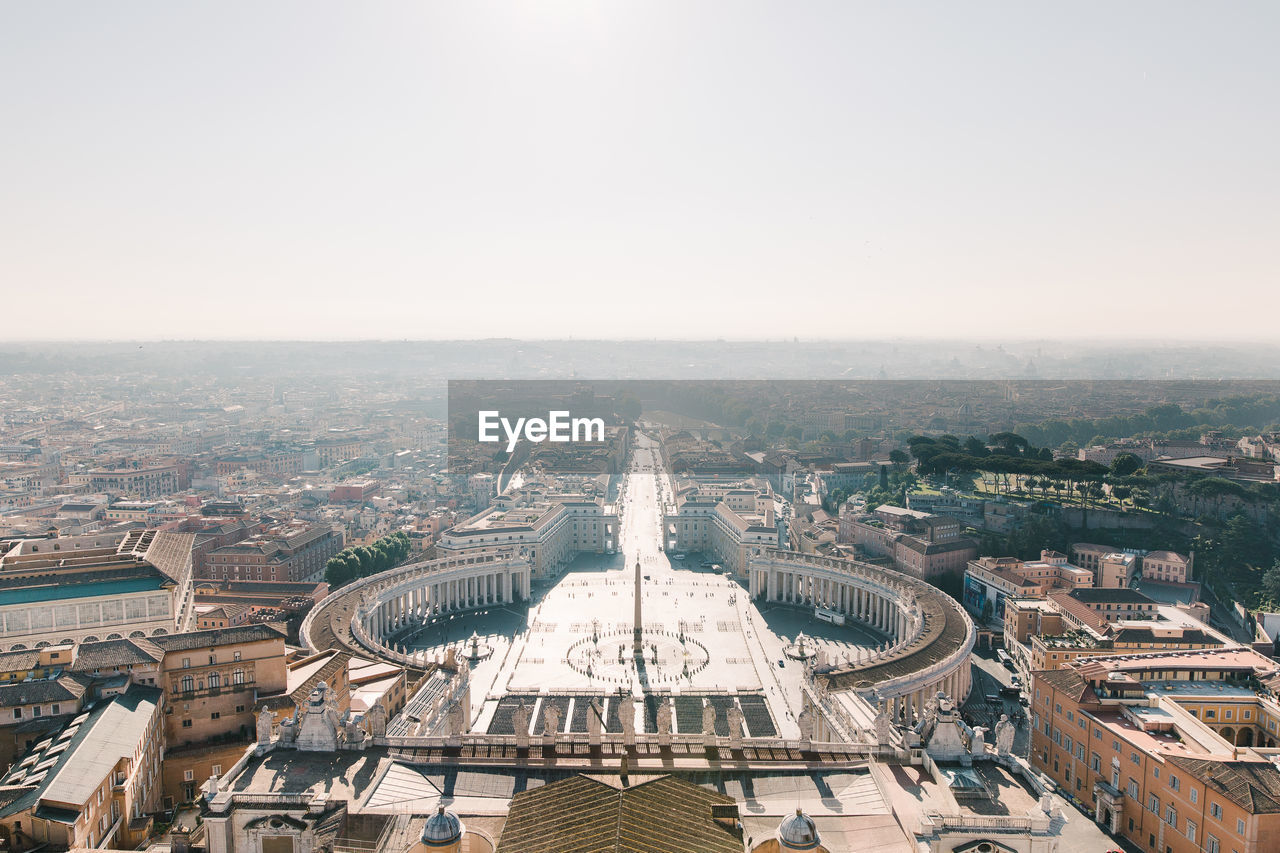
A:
[[421, 806, 464, 847], [777, 808, 821, 850]]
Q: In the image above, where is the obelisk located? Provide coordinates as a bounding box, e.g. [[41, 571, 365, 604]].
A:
[[633, 560, 643, 656]]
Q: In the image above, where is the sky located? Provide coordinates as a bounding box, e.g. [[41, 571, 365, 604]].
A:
[[1, 2, 1277, 341]]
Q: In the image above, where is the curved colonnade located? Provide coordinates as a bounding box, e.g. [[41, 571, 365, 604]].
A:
[[748, 549, 975, 726], [304, 547, 974, 733], [300, 551, 532, 666]]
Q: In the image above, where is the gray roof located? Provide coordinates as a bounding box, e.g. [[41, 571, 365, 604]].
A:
[[0, 673, 92, 707], [0, 685, 162, 817], [1068, 587, 1156, 605]]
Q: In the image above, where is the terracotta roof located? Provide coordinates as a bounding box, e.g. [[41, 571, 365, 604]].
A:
[[496, 775, 741, 853], [1032, 668, 1095, 703], [70, 638, 163, 671], [1166, 757, 1280, 814], [148, 623, 285, 653]]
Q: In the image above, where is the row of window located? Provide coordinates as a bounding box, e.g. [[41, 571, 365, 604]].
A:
[[178, 669, 250, 693]]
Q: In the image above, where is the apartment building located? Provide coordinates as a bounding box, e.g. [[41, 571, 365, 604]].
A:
[[1029, 623, 1225, 672], [213, 448, 306, 478], [0, 647, 92, 770], [1048, 588, 1160, 632], [665, 487, 779, 577], [964, 550, 1093, 622], [1072, 544, 1140, 589], [203, 522, 342, 583], [1030, 648, 1280, 853], [1144, 551, 1193, 585], [0, 685, 164, 850], [841, 504, 978, 580], [438, 491, 616, 580], [87, 459, 189, 499]]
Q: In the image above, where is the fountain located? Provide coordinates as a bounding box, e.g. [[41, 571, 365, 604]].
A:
[[462, 630, 493, 663]]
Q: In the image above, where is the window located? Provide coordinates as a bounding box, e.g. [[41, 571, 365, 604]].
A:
[[211, 764, 222, 775], [1169, 774, 1180, 792], [32, 706, 41, 717], [51, 703, 60, 715], [210, 712, 220, 720], [1091, 753, 1101, 772], [232, 669, 245, 685], [183, 770, 194, 781], [12, 708, 20, 720], [1191, 789, 1198, 804], [182, 719, 192, 728], [1186, 819, 1196, 842], [1153, 767, 1160, 779], [181, 676, 194, 693], [1129, 779, 1140, 798], [1131, 752, 1141, 765], [1206, 710, 1216, 719], [1225, 710, 1233, 720], [182, 658, 190, 669], [207, 672, 220, 689], [1148, 794, 1160, 813], [1210, 802, 1223, 820], [1166, 805, 1177, 826], [1207, 835, 1220, 853], [1237, 818, 1245, 834]]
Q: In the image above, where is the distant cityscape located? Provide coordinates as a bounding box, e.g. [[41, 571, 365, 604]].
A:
[[1, 343, 1279, 853]]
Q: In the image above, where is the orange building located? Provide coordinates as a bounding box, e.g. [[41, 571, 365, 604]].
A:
[[1031, 648, 1280, 853]]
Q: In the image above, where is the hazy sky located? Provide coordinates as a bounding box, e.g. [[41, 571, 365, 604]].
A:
[[2, 2, 1277, 341]]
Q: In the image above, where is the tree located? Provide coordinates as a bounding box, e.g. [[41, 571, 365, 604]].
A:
[[325, 556, 353, 587], [889, 449, 909, 472], [616, 393, 642, 422], [1110, 453, 1143, 477], [1263, 563, 1280, 604]]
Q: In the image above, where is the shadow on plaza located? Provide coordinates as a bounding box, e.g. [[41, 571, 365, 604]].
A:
[[754, 600, 887, 651]]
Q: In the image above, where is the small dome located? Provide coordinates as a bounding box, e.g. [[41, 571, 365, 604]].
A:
[[777, 808, 821, 850], [421, 806, 464, 847]]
